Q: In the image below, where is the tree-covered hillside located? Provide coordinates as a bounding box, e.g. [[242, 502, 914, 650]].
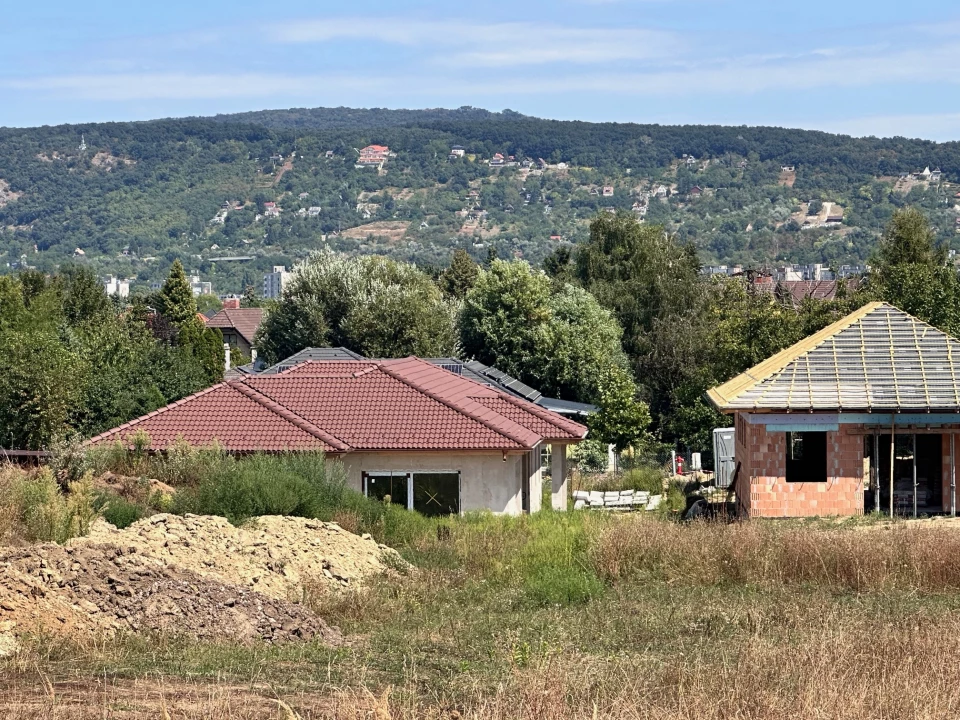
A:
[[2, 108, 959, 294]]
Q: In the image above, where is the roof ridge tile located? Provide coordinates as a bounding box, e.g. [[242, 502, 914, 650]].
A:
[[231, 380, 351, 452]]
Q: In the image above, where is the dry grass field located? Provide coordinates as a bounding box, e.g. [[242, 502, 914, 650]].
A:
[[7, 511, 960, 718]]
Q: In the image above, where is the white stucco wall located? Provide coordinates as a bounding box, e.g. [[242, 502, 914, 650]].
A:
[[340, 448, 542, 515]]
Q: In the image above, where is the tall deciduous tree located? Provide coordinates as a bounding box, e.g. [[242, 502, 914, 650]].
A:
[[255, 250, 457, 363], [460, 259, 642, 416], [867, 208, 960, 336], [574, 213, 707, 438]]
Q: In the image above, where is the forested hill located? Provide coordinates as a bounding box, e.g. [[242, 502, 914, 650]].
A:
[[210, 106, 532, 130], [2, 107, 959, 295]]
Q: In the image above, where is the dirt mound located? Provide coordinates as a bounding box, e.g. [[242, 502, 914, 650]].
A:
[[75, 514, 402, 601], [0, 543, 341, 647]]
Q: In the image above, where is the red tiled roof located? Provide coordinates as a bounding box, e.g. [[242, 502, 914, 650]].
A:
[[86, 383, 339, 452], [206, 308, 264, 345], [88, 358, 587, 453]]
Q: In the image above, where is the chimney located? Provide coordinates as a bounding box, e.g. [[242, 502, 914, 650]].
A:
[[250, 347, 257, 364], [222, 297, 241, 309], [224, 343, 231, 373]]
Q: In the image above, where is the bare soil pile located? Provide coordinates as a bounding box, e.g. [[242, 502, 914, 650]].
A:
[[0, 543, 341, 646], [75, 513, 403, 600]]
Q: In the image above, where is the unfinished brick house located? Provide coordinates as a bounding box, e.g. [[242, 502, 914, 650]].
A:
[[707, 302, 960, 518]]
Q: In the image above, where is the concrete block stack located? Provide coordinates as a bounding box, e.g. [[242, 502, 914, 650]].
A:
[[571, 490, 663, 512]]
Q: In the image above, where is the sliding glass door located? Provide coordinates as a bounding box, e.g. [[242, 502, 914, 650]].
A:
[[363, 470, 461, 517]]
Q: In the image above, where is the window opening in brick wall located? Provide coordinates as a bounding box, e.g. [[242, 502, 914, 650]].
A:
[[785, 431, 827, 483]]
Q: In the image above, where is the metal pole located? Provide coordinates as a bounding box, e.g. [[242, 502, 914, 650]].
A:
[[912, 434, 917, 519], [890, 415, 895, 518], [874, 431, 880, 514], [951, 433, 956, 518]]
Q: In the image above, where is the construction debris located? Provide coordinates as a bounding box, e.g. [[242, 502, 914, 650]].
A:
[[0, 512, 406, 653], [0, 543, 341, 648], [74, 513, 404, 599]]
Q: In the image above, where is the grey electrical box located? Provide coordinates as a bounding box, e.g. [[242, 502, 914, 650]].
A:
[[713, 427, 736, 488]]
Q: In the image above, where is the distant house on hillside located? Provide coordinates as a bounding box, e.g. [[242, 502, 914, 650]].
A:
[[356, 145, 390, 167], [449, 146, 466, 159], [489, 153, 505, 167], [602, 186, 614, 197]]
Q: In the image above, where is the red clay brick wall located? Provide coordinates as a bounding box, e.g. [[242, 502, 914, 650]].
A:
[[735, 415, 864, 518]]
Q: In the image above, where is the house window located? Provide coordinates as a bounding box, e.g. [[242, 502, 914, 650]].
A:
[[412, 473, 460, 516], [362, 472, 409, 507], [362, 471, 460, 517], [785, 432, 827, 483]]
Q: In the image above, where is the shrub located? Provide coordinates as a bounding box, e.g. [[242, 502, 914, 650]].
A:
[[570, 439, 609, 474], [172, 452, 351, 524], [12, 468, 98, 543], [95, 491, 148, 529]]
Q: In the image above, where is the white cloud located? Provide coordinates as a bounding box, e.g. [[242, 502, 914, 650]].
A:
[[270, 19, 679, 65], [3, 73, 386, 101]]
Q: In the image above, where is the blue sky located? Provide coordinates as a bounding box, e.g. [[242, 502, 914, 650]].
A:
[[4, 0, 960, 139]]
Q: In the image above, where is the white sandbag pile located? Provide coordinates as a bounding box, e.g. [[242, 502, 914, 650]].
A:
[[572, 490, 663, 511]]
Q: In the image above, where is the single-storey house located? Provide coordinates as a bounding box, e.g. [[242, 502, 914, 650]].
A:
[[708, 302, 960, 518], [88, 357, 587, 516], [259, 348, 598, 418]]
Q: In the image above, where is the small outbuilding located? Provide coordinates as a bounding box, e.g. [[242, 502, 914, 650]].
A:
[[708, 302, 960, 518]]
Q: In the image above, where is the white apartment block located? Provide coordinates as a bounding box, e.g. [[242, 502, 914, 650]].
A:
[[188, 275, 213, 297], [263, 266, 290, 299], [103, 276, 130, 298]]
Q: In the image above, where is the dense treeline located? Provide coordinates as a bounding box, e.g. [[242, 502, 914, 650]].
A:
[[2, 107, 959, 297], [0, 262, 223, 449], [0, 208, 951, 457]]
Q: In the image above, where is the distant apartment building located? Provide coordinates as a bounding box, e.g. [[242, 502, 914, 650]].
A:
[[103, 276, 130, 298], [263, 266, 290, 299], [189, 275, 212, 297]]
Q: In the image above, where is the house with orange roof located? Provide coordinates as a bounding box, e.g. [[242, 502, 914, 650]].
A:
[[88, 357, 587, 516]]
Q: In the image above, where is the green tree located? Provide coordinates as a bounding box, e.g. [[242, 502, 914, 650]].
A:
[[876, 207, 940, 268], [438, 249, 479, 299], [460, 259, 631, 405], [866, 208, 960, 335], [574, 213, 706, 439], [155, 260, 197, 327], [195, 293, 223, 315], [586, 365, 652, 451], [460, 260, 552, 381], [56, 265, 112, 326], [0, 329, 85, 449], [256, 250, 457, 363], [242, 285, 262, 308]]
